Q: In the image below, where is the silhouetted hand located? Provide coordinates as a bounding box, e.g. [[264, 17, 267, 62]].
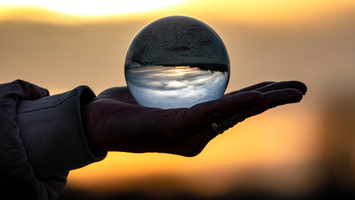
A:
[[83, 81, 307, 157]]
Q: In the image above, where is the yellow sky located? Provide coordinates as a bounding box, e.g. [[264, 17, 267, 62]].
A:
[[1, 0, 354, 24]]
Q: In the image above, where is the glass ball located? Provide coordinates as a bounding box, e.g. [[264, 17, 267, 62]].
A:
[[125, 16, 230, 109]]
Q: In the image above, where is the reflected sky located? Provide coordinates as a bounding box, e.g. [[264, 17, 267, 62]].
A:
[[125, 65, 229, 109]]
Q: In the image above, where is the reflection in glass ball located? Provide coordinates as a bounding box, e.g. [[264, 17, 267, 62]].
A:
[[125, 16, 230, 109], [126, 64, 229, 109]]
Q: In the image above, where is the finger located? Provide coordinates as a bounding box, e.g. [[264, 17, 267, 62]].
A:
[[170, 91, 264, 154], [175, 87, 305, 157], [220, 88, 304, 130], [183, 91, 264, 126], [224, 81, 275, 97], [254, 81, 307, 95], [17, 80, 49, 100]]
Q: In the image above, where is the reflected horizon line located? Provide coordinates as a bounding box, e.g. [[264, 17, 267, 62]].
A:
[[127, 64, 229, 73]]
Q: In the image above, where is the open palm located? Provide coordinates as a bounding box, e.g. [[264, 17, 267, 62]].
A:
[[83, 81, 307, 157]]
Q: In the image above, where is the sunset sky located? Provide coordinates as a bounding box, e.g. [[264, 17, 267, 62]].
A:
[[0, 0, 354, 25], [1, 0, 354, 198]]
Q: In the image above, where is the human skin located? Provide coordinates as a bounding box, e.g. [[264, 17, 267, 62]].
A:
[[83, 81, 307, 157]]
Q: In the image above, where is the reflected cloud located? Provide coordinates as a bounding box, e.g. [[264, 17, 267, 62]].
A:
[[125, 65, 229, 108]]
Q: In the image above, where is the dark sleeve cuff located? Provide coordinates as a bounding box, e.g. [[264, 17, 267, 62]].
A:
[[17, 86, 107, 179]]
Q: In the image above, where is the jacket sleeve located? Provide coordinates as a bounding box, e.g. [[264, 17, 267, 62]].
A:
[[16, 85, 107, 180]]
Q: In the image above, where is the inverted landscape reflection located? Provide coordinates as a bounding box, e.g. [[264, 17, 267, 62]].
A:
[[125, 64, 229, 109]]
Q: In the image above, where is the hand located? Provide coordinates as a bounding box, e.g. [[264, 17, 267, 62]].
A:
[[83, 81, 307, 157]]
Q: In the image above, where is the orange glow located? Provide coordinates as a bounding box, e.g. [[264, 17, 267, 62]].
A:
[[0, 0, 187, 16], [66, 108, 321, 195], [0, 0, 354, 24]]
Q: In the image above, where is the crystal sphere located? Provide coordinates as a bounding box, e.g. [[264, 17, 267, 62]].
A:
[[125, 16, 230, 109]]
